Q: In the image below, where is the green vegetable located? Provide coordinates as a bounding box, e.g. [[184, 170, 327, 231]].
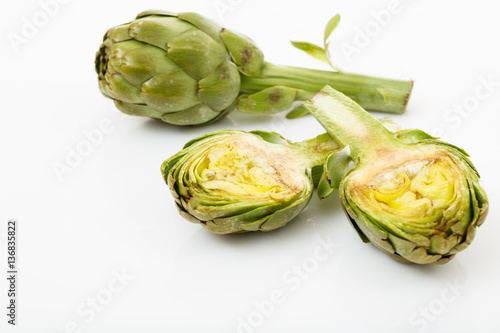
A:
[[304, 86, 488, 264], [96, 10, 413, 126], [161, 130, 337, 233], [161, 119, 399, 234]]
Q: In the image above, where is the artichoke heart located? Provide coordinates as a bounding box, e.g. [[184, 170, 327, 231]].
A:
[[196, 135, 303, 200], [352, 149, 470, 242]]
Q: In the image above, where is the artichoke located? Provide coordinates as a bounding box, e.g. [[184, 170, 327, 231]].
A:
[[95, 10, 413, 125], [161, 130, 338, 233], [305, 86, 489, 264], [161, 118, 400, 234]]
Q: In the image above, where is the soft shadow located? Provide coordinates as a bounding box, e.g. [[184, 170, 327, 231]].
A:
[[137, 112, 287, 134], [219, 112, 293, 129], [394, 256, 467, 277], [316, 191, 343, 216], [139, 118, 203, 135], [184, 194, 345, 249]]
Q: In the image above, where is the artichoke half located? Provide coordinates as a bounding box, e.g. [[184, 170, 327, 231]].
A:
[[95, 10, 414, 126], [305, 86, 489, 264], [161, 130, 338, 233]]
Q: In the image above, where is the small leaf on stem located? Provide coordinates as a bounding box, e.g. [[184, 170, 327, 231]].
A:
[[290, 41, 329, 64]]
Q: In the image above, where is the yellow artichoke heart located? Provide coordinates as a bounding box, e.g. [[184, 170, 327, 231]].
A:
[[195, 135, 303, 201], [358, 152, 467, 233]]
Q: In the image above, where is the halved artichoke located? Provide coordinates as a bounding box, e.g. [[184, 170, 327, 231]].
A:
[[161, 130, 337, 233], [305, 86, 489, 264]]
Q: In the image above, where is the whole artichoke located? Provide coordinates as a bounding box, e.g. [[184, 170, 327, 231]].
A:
[[305, 86, 489, 264], [161, 130, 338, 233], [95, 10, 414, 125]]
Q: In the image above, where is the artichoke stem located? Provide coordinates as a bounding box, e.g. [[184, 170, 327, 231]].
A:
[[304, 86, 399, 158], [291, 133, 340, 169], [240, 62, 413, 114]]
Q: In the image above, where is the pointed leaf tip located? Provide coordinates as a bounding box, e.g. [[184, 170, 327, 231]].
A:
[[324, 14, 340, 44]]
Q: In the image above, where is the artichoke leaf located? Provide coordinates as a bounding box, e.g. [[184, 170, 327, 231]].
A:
[[161, 104, 220, 125], [114, 100, 163, 119], [178, 12, 224, 44], [394, 128, 437, 144], [120, 44, 180, 87], [130, 16, 195, 51], [141, 69, 200, 113], [106, 24, 133, 43], [286, 105, 310, 119], [167, 29, 227, 80], [248, 131, 290, 145], [318, 146, 351, 199], [198, 61, 241, 111], [220, 29, 264, 76], [136, 10, 178, 19], [237, 86, 299, 114]]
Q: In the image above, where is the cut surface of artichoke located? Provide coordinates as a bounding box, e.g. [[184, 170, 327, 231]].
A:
[[350, 148, 470, 251], [194, 134, 305, 200], [162, 130, 336, 234]]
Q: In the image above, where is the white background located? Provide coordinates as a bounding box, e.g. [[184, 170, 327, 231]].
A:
[[1, 0, 499, 332]]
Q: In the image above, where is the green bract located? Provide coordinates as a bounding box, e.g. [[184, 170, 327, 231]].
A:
[[96, 10, 414, 125], [161, 130, 338, 233], [305, 86, 489, 264]]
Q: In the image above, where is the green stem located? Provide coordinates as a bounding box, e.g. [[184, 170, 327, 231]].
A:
[[240, 62, 413, 114], [291, 133, 339, 169], [303, 86, 397, 159]]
